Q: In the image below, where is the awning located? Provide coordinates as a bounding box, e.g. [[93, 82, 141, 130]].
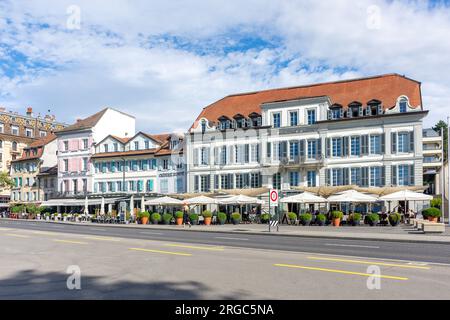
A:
[[218, 194, 265, 205], [327, 190, 379, 203], [379, 190, 433, 201], [280, 192, 327, 204], [40, 198, 124, 207]]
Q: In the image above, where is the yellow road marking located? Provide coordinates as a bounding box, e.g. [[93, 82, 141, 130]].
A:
[[53, 239, 88, 245], [129, 247, 192, 256], [83, 236, 120, 242], [307, 256, 430, 270], [5, 233, 29, 238], [165, 244, 224, 251], [274, 264, 408, 281]]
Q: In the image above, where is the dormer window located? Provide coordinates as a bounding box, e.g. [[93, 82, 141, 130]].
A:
[[248, 112, 262, 127], [347, 102, 362, 118], [233, 114, 246, 129], [134, 141, 139, 150], [367, 100, 382, 116], [399, 98, 408, 113], [201, 120, 207, 133], [329, 105, 343, 120], [218, 116, 231, 130]]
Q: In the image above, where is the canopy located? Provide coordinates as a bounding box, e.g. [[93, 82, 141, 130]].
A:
[[184, 195, 217, 205], [145, 196, 183, 206], [280, 192, 327, 204], [379, 190, 433, 201], [218, 194, 265, 205], [327, 190, 378, 203], [40, 197, 122, 207]]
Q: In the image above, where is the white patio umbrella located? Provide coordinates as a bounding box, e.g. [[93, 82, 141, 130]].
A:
[[130, 195, 135, 217], [100, 197, 105, 215], [140, 196, 145, 212], [327, 190, 378, 203], [145, 196, 183, 206], [379, 190, 433, 201], [280, 192, 327, 203], [218, 194, 265, 205], [184, 195, 217, 205], [83, 196, 89, 215], [108, 203, 112, 214]]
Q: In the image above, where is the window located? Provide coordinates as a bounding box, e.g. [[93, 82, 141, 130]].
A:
[[0, 123, 3, 133], [64, 159, 69, 172], [332, 138, 342, 157], [63, 141, 69, 151], [113, 143, 119, 152], [351, 168, 361, 186], [200, 175, 210, 192], [11, 125, 19, 135], [307, 140, 317, 159], [330, 107, 342, 120], [250, 173, 260, 188], [146, 180, 154, 192], [201, 120, 207, 133], [398, 165, 410, 186], [350, 136, 360, 156], [0, 140, 2, 149], [370, 167, 383, 187], [290, 172, 299, 187], [200, 148, 208, 165], [398, 132, 409, 153], [250, 144, 259, 163], [399, 98, 407, 113], [82, 158, 88, 171], [134, 141, 139, 150], [25, 128, 33, 137], [272, 113, 281, 128], [40, 130, 47, 137], [370, 135, 382, 154], [82, 179, 87, 192], [145, 140, 150, 149], [289, 141, 299, 159], [272, 173, 281, 190], [73, 179, 78, 193], [332, 168, 343, 186], [162, 159, 169, 170], [12, 141, 18, 151], [307, 171, 316, 187], [289, 111, 298, 126], [307, 109, 316, 125], [103, 144, 109, 152]]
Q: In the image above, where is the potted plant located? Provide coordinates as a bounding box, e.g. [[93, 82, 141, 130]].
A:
[[288, 212, 297, 225], [316, 213, 326, 226], [260, 213, 270, 224], [162, 213, 172, 225], [422, 207, 441, 223], [62, 213, 68, 222], [138, 211, 150, 225], [202, 210, 213, 225], [151, 212, 161, 224], [331, 211, 343, 227], [217, 212, 227, 225], [190, 213, 199, 225], [175, 211, 184, 225], [388, 212, 401, 226], [299, 213, 312, 226], [367, 213, 380, 226], [231, 212, 241, 225], [44, 212, 50, 221], [349, 213, 362, 226]]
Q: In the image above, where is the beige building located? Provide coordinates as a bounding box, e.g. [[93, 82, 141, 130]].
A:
[[0, 107, 66, 201]]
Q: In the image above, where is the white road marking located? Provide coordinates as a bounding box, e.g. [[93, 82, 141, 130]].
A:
[[90, 228, 106, 231], [139, 231, 164, 235], [325, 243, 380, 249], [215, 236, 249, 241]]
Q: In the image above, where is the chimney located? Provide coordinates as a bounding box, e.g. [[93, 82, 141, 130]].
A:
[[26, 107, 33, 117], [76, 118, 82, 123]]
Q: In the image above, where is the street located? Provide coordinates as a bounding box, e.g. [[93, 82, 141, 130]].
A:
[[1, 219, 450, 299]]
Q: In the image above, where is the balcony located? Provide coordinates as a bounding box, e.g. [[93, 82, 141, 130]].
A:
[[265, 154, 325, 168]]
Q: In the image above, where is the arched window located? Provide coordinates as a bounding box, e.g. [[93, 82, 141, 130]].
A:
[[12, 141, 17, 151], [399, 98, 408, 113], [201, 120, 207, 133]]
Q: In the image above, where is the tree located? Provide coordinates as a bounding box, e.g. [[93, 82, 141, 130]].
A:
[[433, 120, 448, 161], [0, 172, 14, 190]]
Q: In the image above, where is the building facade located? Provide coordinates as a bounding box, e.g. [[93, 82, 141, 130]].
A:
[[186, 74, 427, 195], [91, 132, 186, 195], [422, 128, 444, 195], [54, 108, 135, 196], [10, 134, 58, 204], [0, 107, 65, 201]]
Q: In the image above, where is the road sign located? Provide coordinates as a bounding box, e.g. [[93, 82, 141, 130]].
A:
[[269, 189, 279, 206]]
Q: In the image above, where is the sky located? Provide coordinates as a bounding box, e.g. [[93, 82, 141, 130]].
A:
[[0, 0, 450, 133]]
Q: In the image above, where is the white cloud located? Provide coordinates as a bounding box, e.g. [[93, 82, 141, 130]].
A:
[[0, 0, 449, 132]]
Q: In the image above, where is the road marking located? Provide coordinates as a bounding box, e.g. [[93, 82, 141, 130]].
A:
[[53, 239, 88, 245], [165, 244, 224, 251], [5, 233, 29, 238], [32, 231, 58, 236], [89, 228, 106, 231], [215, 236, 249, 241], [129, 247, 192, 256], [325, 243, 380, 249], [307, 256, 431, 270], [139, 231, 164, 235], [274, 264, 408, 281], [83, 236, 120, 242]]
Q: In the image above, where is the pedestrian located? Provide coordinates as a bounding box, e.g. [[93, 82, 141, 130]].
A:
[[183, 211, 191, 228]]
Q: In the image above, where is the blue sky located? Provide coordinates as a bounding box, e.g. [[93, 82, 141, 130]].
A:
[[1, 0, 450, 132]]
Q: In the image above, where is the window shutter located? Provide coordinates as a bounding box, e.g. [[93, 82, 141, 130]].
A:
[[378, 105, 383, 115], [381, 166, 385, 186], [391, 132, 397, 154], [381, 133, 386, 154], [409, 165, 415, 185], [299, 140, 305, 157], [266, 142, 271, 159], [214, 175, 219, 190], [327, 110, 332, 120], [343, 168, 350, 185], [214, 147, 218, 165], [228, 146, 234, 164], [194, 176, 199, 192], [409, 131, 415, 153], [391, 165, 397, 186], [343, 137, 349, 157], [245, 144, 250, 163], [281, 141, 287, 159], [326, 138, 331, 158], [325, 169, 331, 186], [229, 174, 234, 189], [193, 149, 199, 166], [361, 135, 367, 155], [361, 167, 369, 187], [317, 138, 322, 159], [359, 106, 364, 117]]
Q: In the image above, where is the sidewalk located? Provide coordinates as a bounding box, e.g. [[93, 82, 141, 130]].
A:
[[4, 218, 450, 244]]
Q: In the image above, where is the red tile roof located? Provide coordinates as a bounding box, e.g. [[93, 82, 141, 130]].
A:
[[91, 149, 158, 159], [12, 133, 57, 162], [28, 133, 57, 148], [56, 108, 108, 134], [191, 73, 422, 129]]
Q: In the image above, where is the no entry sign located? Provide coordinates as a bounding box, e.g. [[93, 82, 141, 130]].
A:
[[269, 189, 279, 206]]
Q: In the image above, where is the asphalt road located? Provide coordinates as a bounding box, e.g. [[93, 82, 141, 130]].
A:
[[1, 219, 450, 264], [1, 219, 450, 299]]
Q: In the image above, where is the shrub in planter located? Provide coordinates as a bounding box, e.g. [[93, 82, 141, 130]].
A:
[[349, 213, 362, 226], [138, 211, 150, 225], [202, 210, 213, 225], [431, 198, 442, 209], [388, 213, 401, 226], [367, 213, 380, 226], [217, 212, 227, 225], [260, 213, 270, 224], [151, 213, 161, 224], [422, 207, 441, 222], [190, 213, 199, 225], [316, 213, 326, 226], [331, 211, 343, 227], [162, 213, 172, 225], [231, 212, 241, 225], [299, 213, 312, 226], [175, 211, 184, 225], [288, 212, 297, 224]]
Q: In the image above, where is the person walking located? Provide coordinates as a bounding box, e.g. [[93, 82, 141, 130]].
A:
[[183, 211, 191, 228]]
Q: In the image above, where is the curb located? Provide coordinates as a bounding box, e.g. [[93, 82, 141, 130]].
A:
[[2, 218, 450, 245]]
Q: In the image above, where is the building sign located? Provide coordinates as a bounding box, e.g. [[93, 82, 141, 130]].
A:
[[269, 189, 279, 206]]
